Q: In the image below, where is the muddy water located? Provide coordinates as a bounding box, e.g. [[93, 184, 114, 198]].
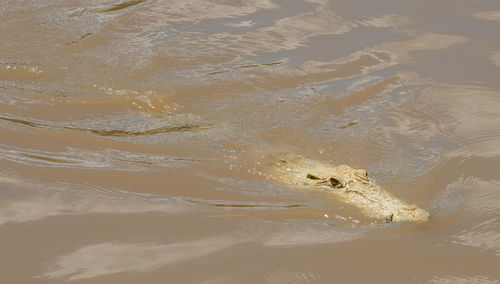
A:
[[1, 0, 500, 283]]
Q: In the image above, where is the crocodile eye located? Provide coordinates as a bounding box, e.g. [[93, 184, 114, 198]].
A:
[[328, 177, 343, 188]]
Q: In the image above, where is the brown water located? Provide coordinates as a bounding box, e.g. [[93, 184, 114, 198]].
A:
[[1, 0, 500, 283]]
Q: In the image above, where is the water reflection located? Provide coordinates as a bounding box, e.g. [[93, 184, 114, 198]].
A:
[[447, 179, 500, 256], [376, 33, 467, 61], [226, 6, 350, 54], [492, 51, 500, 68], [474, 11, 500, 21], [44, 235, 242, 280]]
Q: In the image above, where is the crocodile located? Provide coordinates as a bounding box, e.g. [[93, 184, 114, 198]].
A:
[[271, 154, 429, 223]]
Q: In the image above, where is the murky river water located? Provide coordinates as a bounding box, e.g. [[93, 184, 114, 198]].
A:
[[1, 0, 500, 283]]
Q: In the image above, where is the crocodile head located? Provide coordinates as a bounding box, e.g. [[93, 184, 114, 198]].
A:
[[305, 164, 429, 223]]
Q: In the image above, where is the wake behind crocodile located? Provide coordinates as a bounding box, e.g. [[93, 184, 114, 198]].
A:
[[25, 96, 427, 224]]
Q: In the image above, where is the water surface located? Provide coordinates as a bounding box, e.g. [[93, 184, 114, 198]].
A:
[[1, 0, 500, 283]]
